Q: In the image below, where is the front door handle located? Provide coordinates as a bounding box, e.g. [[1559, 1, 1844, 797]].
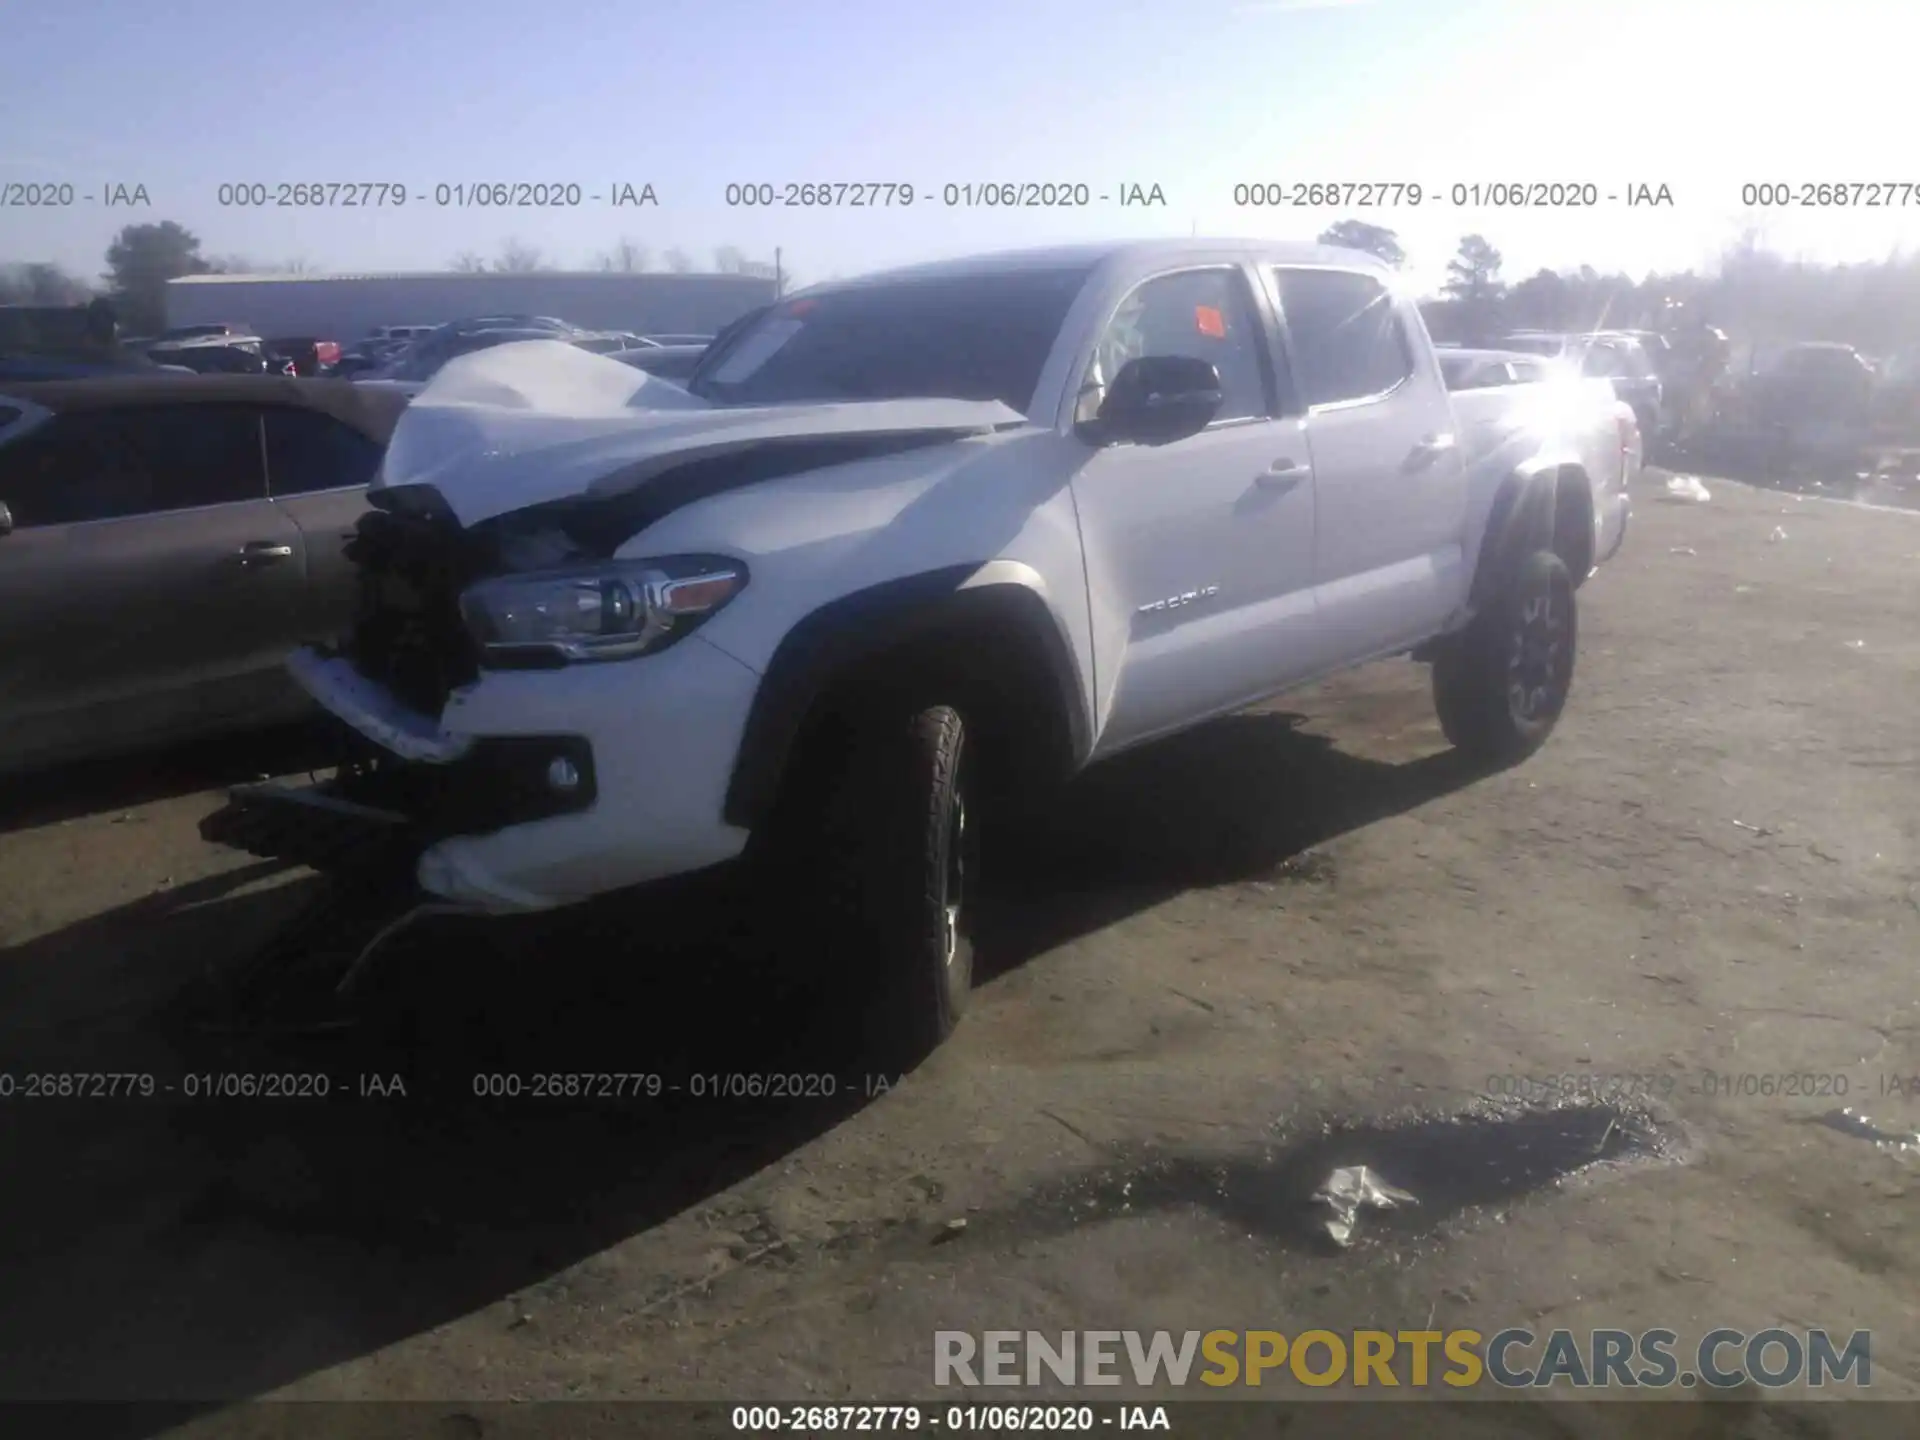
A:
[[1405, 432, 1458, 471], [1255, 459, 1306, 491], [239, 541, 295, 564]]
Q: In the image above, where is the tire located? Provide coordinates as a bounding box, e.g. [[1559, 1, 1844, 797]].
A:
[[783, 700, 978, 1066], [1597, 497, 1629, 566], [1432, 549, 1577, 764]]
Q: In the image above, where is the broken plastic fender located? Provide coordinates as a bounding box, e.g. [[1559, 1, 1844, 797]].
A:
[[1312, 1165, 1417, 1247]]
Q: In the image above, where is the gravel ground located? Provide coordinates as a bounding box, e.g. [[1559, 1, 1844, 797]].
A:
[[0, 468, 1915, 1433]]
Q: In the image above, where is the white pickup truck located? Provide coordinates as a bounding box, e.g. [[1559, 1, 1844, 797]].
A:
[[204, 240, 1633, 1060]]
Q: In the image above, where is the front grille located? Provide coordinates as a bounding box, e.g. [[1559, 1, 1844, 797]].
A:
[[343, 503, 481, 717]]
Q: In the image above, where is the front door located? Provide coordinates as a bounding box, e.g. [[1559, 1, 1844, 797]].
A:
[[260, 403, 384, 647], [1068, 264, 1321, 757]]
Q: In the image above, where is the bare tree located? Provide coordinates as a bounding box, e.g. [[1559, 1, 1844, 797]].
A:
[[450, 252, 489, 273], [596, 238, 651, 273], [494, 239, 545, 273], [712, 245, 747, 274], [662, 247, 695, 274]]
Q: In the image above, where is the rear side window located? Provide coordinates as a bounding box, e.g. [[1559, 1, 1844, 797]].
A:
[[263, 407, 384, 495], [0, 417, 158, 525], [1274, 268, 1413, 406]]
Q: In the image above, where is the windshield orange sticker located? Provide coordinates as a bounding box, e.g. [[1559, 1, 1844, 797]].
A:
[[1195, 305, 1226, 338]]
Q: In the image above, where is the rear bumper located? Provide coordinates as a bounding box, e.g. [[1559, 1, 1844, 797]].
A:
[[202, 638, 763, 914]]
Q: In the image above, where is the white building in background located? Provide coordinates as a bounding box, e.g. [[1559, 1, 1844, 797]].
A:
[[164, 270, 780, 340]]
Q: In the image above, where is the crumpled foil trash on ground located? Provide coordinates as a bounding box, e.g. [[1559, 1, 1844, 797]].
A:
[[1311, 1165, 1417, 1247], [1662, 475, 1713, 504]]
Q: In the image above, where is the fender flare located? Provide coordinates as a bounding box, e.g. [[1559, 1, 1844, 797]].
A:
[[1468, 463, 1567, 610], [722, 564, 1092, 829]]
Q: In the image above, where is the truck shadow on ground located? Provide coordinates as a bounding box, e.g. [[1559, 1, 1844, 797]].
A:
[[0, 719, 338, 837], [0, 704, 1487, 1426]]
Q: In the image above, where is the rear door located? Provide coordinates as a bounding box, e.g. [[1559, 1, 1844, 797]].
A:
[[261, 404, 385, 646], [1269, 265, 1469, 660], [0, 403, 308, 759]]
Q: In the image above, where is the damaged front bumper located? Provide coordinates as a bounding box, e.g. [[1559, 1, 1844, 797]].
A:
[[199, 639, 760, 914]]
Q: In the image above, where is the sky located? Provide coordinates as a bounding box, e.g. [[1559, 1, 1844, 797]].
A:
[[2, 0, 1915, 295]]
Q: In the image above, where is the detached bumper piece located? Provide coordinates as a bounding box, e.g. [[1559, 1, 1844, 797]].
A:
[[200, 783, 412, 872], [198, 735, 598, 874]]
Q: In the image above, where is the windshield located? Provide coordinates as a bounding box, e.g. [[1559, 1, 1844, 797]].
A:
[[687, 265, 1094, 411]]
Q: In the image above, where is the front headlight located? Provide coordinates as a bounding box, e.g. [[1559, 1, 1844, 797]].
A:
[[460, 555, 747, 666]]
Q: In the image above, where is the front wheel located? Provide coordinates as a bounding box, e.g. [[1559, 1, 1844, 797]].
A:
[[792, 702, 978, 1066], [1432, 550, 1577, 764]]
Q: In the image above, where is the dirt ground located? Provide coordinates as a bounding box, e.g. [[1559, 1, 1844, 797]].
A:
[[1, 468, 1916, 1434]]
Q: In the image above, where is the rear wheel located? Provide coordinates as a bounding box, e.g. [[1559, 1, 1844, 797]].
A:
[[1433, 550, 1577, 764]]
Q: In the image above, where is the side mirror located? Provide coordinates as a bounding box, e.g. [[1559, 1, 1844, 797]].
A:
[[1082, 355, 1224, 446], [0, 501, 13, 537]]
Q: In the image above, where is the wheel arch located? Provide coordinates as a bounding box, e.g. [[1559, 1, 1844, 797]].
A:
[[722, 564, 1093, 829], [1469, 461, 1594, 609]]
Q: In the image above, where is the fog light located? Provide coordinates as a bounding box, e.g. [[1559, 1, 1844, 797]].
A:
[[546, 756, 581, 793]]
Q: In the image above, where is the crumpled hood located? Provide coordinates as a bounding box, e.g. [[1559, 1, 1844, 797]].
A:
[[376, 339, 1029, 526]]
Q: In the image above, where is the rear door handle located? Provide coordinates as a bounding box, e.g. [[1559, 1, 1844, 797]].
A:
[[239, 541, 295, 564], [1255, 459, 1307, 491]]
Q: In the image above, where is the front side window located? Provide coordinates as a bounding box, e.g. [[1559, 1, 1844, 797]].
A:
[[106, 404, 267, 510], [1076, 267, 1272, 426], [263, 407, 383, 495], [1275, 268, 1413, 406], [687, 266, 1094, 414]]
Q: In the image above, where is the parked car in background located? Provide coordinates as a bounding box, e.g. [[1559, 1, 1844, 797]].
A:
[[333, 339, 407, 378], [158, 323, 247, 342], [363, 325, 437, 348], [571, 331, 647, 354], [1436, 350, 1554, 389], [0, 374, 412, 773], [359, 326, 576, 389], [1871, 345, 1920, 435], [1600, 329, 1675, 379], [359, 316, 583, 382], [264, 337, 343, 377], [1499, 331, 1669, 444], [1751, 341, 1875, 426], [204, 238, 1626, 1061], [146, 335, 286, 376], [609, 342, 707, 382]]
